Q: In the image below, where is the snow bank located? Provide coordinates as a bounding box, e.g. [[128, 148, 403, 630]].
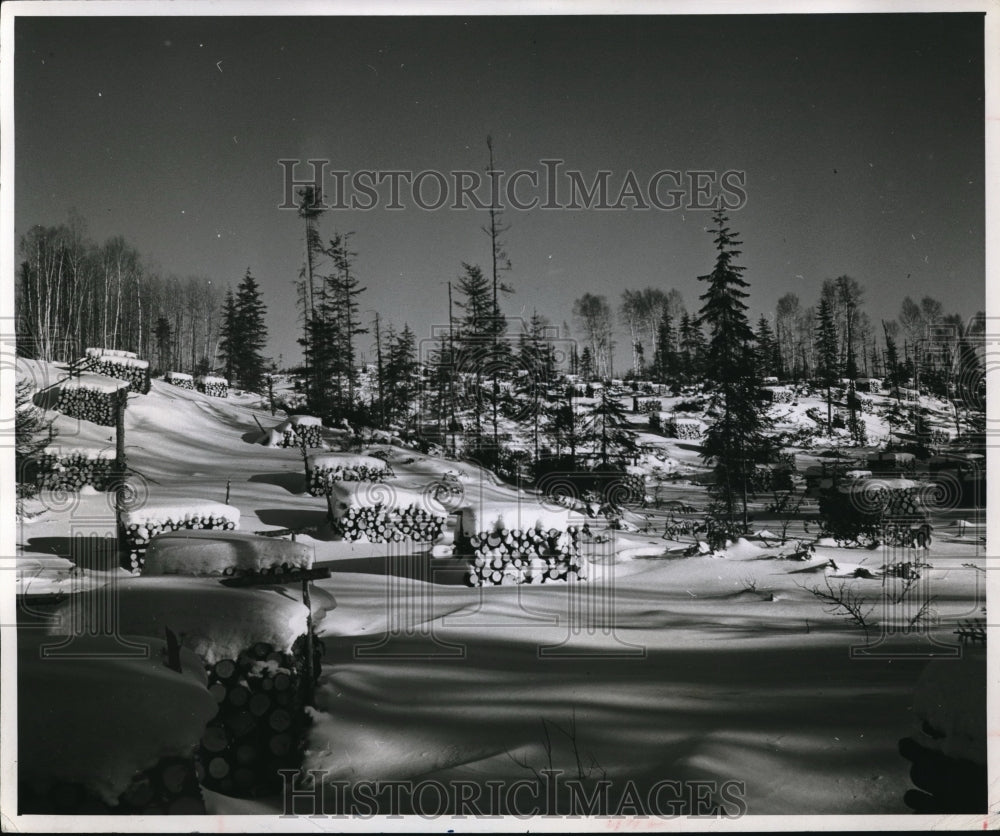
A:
[[143, 530, 313, 577], [48, 576, 312, 666], [910, 652, 986, 764], [18, 633, 216, 805]]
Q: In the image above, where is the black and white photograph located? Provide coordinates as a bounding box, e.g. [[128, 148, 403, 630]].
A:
[[1, 1, 994, 830]]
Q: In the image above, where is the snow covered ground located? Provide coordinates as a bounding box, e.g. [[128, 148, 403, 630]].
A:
[[12, 362, 988, 819]]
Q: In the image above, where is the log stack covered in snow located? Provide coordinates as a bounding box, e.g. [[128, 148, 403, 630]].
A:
[[306, 453, 390, 496], [18, 634, 215, 814], [34, 373, 129, 427], [197, 375, 229, 398], [38, 445, 116, 491], [84, 347, 151, 394], [456, 503, 586, 586], [326, 481, 446, 543], [47, 574, 333, 802], [661, 413, 705, 439], [164, 370, 195, 390], [760, 385, 793, 404], [143, 529, 312, 577], [119, 499, 240, 573], [278, 414, 324, 447], [638, 398, 661, 414]]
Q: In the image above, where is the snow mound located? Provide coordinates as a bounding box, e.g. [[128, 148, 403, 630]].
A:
[[48, 576, 312, 666], [18, 633, 216, 805], [120, 499, 240, 529], [911, 652, 986, 764], [143, 530, 313, 576]]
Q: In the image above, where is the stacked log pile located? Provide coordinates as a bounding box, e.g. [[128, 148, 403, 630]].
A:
[[306, 453, 390, 496], [165, 371, 195, 390], [326, 482, 447, 543], [198, 375, 229, 398], [119, 501, 240, 573], [461, 525, 586, 586], [273, 415, 325, 448], [197, 633, 321, 798], [142, 529, 312, 577], [662, 414, 704, 439], [37, 446, 116, 491], [760, 386, 793, 404], [84, 347, 151, 394], [37, 373, 130, 427], [638, 398, 661, 415], [332, 502, 445, 543]]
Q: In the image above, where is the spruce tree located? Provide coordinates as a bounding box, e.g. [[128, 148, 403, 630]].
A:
[[652, 307, 677, 383], [815, 296, 840, 435], [755, 315, 777, 378], [584, 390, 638, 468], [233, 268, 269, 392], [696, 209, 773, 534], [218, 289, 238, 383]]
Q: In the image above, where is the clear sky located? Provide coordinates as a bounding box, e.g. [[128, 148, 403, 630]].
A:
[[14, 12, 985, 370]]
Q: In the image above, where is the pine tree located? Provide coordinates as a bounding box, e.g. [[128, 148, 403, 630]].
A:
[[233, 269, 269, 392], [218, 289, 237, 383], [696, 209, 773, 533], [154, 315, 173, 375], [754, 315, 777, 378], [815, 296, 840, 435], [678, 312, 705, 380], [584, 390, 638, 468], [326, 233, 368, 411], [384, 323, 418, 428], [454, 263, 494, 448], [652, 307, 677, 383]]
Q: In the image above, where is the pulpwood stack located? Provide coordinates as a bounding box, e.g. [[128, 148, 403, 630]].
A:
[[37, 446, 117, 491], [198, 375, 229, 398], [119, 500, 241, 572], [84, 347, 152, 394]]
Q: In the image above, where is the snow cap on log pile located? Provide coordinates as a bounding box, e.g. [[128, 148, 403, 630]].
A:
[[165, 371, 193, 381], [286, 414, 323, 427], [48, 576, 313, 666], [42, 444, 115, 460], [308, 453, 388, 472], [458, 501, 572, 537], [198, 375, 229, 386], [327, 481, 447, 519], [18, 633, 216, 805], [143, 530, 313, 577], [120, 499, 241, 528], [86, 347, 139, 360]]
